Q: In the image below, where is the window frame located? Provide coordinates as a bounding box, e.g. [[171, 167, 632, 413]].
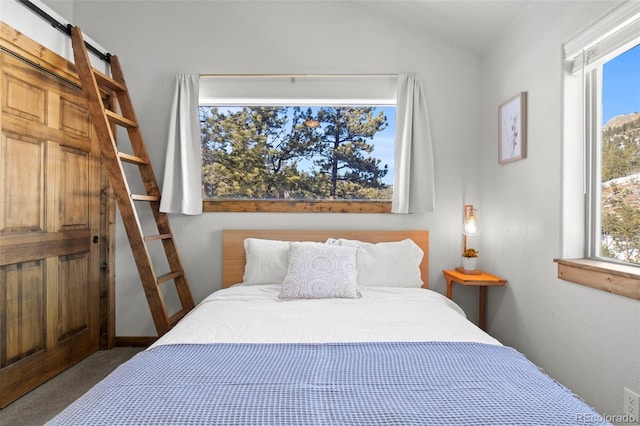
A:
[[585, 41, 640, 264], [199, 75, 398, 213], [556, 3, 640, 300]]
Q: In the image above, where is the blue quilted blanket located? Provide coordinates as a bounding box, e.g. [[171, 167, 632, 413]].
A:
[[49, 342, 608, 425]]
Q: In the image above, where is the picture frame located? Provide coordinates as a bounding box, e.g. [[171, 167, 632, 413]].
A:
[[498, 92, 527, 164]]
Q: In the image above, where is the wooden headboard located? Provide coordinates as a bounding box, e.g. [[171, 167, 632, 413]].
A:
[[222, 229, 429, 289]]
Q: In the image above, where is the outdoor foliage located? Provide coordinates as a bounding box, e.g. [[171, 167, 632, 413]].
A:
[[200, 106, 390, 200], [600, 114, 640, 263], [601, 115, 640, 181]]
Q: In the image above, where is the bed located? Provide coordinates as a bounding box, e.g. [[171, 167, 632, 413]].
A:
[[48, 230, 607, 425]]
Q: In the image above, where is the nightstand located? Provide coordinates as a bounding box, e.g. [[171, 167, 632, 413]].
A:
[[442, 269, 507, 331]]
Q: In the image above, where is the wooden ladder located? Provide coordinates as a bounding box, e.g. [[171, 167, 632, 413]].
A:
[[70, 26, 195, 336]]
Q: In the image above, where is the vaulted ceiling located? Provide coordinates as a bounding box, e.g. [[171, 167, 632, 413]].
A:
[[355, 1, 534, 54]]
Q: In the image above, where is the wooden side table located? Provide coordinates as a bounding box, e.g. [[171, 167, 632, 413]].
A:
[[442, 269, 507, 331]]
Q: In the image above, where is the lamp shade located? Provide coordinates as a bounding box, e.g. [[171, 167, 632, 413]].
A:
[[463, 204, 478, 236]]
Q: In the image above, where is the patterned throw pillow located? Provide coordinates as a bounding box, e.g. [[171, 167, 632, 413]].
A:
[[278, 242, 360, 300]]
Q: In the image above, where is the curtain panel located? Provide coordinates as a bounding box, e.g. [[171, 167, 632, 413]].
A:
[[160, 74, 203, 215], [392, 73, 436, 213]]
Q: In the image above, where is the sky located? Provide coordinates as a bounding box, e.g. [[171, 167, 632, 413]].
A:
[[602, 43, 640, 125], [370, 107, 395, 184]]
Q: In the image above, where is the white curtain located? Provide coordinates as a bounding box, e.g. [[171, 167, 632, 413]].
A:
[[160, 74, 202, 215], [392, 73, 436, 213]]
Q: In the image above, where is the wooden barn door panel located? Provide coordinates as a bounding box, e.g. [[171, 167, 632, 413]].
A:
[[0, 48, 101, 407], [1, 261, 46, 365]]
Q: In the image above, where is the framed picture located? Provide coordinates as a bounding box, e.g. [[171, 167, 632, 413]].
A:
[[498, 92, 527, 164]]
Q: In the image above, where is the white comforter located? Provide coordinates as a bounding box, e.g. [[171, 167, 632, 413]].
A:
[[152, 285, 500, 347]]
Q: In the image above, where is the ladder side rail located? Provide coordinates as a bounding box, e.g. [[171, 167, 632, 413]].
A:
[[71, 27, 172, 335]]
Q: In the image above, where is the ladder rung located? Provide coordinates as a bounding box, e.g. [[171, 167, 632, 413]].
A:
[[157, 271, 184, 285], [105, 110, 137, 128], [118, 152, 148, 165], [131, 194, 159, 202], [93, 69, 126, 92], [169, 308, 189, 326], [145, 233, 173, 242]]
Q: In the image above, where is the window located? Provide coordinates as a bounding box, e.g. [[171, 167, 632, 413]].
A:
[[199, 75, 397, 212], [557, 2, 640, 300], [587, 44, 640, 264], [200, 105, 394, 201]]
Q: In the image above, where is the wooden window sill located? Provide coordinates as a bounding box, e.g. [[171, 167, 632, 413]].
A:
[[554, 258, 640, 300], [203, 199, 391, 213]]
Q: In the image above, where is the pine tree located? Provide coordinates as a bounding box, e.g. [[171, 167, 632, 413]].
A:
[[312, 107, 388, 199], [200, 106, 390, 200]]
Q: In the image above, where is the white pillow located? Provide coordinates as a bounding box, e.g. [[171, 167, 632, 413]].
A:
[[242, 238, 291, 285], [278, 242, 360, 300], [327, 238, 423, 287]]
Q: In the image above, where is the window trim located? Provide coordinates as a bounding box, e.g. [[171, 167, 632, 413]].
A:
[[203, 199, 391, 213], [554, 258, 640, 300], [584, 67, 600, 259]]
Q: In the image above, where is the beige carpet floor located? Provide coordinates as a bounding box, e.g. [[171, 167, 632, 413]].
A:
[[0, 347, 144, 426]]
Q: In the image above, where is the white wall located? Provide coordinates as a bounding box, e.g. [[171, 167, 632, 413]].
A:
[[67, 0, 484, 336], [479, 0, 640, 416]]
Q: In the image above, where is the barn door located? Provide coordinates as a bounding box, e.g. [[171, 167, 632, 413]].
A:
[[0, 42, 103, 407]]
